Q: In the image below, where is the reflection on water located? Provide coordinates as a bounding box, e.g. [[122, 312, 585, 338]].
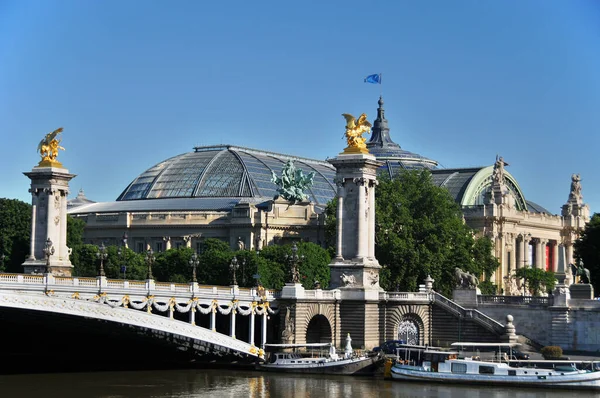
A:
[[0, 369, 598, 398]]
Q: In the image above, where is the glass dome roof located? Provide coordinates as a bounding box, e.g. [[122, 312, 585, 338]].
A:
[[117, 145, 337, 206]]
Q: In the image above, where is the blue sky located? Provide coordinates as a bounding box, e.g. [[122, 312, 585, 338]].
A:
[[1, 1, 599, 214]]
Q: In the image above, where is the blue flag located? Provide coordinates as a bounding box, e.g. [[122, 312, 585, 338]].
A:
[[364, 73, 381, 84]]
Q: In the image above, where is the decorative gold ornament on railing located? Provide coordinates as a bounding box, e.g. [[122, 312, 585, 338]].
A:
[[341, 113, 371, 154], [37, 127, 65, 167]]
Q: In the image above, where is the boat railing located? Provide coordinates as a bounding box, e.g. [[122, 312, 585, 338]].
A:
[[432, 292, 505, 335]]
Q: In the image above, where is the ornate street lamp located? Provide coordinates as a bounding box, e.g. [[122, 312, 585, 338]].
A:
[[96, 242, 108, 277], [42, 238, 55, 274], [285, 242, 304, 284], [189, 252, 199, 283], [145, 248, 155, 280], [230, 256, 239, 286]]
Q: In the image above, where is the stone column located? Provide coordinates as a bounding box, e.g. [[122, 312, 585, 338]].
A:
[[249, 309, 255, 346], [516, 234, 524, 270], [230, 309, 236, 339], [540, 239, 548, 270], [509, 235, 516, 274], [183, 235, 192, 248], [335, 180, 344, 260], [355, 177, 367, 261], [523, 235, 531, 267], [565, 244, 574, 267], [163, 236, 171, 251], [368, 180, 377, 260], [552, 241, 559, 272], [262, 312, 268, 349], [534, 239, 542, 269], [210, 306, 216, 331]]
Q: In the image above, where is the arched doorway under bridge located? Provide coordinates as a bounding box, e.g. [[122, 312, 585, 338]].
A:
[[305, 315, 332, 344], [398, 318, 420, 345]]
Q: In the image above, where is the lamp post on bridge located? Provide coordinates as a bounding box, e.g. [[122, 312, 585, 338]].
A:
[[285, 242, 304, 284], [189, 252, 199, 283], [145, 248, 155, 280], [42, 238, 55, 274], [230, 256, 239, 286], [96, 242, 108, 277]]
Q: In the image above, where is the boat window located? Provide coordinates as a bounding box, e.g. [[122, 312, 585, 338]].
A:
[[451, 363, 467, 373], [508, 370, 516, 376], [479, 366, 495, 374]]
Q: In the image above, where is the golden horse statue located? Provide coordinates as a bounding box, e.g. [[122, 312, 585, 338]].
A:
[[341, 113, 372, 154], [37, 127, 65, 166]]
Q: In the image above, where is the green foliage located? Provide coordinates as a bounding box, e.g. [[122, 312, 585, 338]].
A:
[[541, 346, 563, 360], [574, 213, 600, 292], [71, 244, 147, 279], [325, 170, 500, 297], [154, 247, 196, 282], [259, 242, 331, 289], [478, 280, 497, 295], [472, 236, 500, 280], [66, 215, 86, 248], [324, 197, 338, 253], [197, 238, 234, 286], [0, 198, 31, 272], [71, 244, 100, 277], [514, 267, 556, 296]]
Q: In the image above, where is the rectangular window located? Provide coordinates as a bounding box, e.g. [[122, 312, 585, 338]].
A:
[[136, 242, 144, 253], [156, 242, 163, 252], [479, 366, 495, 374], [451, 363, 467, 373], [175, 241, 183, 249], [508, 370, 517, 376]]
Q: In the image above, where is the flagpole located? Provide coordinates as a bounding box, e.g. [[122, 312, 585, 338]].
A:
[[380, 73, 383, 96]]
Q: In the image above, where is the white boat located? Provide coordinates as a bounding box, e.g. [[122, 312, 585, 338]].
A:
[[389, 342, 600, 390], [260, 340, 382, 375]]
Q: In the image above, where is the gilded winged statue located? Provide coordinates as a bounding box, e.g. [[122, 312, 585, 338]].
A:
[[342, 113, 372, 154], [38, 127, 65, 166]]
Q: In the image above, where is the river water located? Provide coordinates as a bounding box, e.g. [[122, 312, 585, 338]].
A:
[[0, 369, 597, 398]]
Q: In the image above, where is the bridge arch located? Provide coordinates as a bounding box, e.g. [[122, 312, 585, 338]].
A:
[[306, 314, 332, 343], [297, 302, 337, 345], [386, 304, 430, 345], [0, 291, 262, 360]]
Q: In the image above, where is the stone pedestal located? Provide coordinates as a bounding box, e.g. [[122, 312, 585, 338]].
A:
[[22, 166, 76, 276], [452, 288, 480, 308], [281, 283, 305, 299], [569, 283, 594, 300], [327, 153, 383, 290], [552, 284, 571, 307]]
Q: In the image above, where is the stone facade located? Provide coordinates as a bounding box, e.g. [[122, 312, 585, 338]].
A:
[[75, 198, 326, 254]]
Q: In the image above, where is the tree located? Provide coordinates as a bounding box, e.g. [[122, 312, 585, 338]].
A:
[[515, 267, 556, 296], [574, 213, 600, 292], [67, 215, 86, 248], [258, 242, 331, 289], [325, 170, 500, 297], [0, 198, 31, 273]]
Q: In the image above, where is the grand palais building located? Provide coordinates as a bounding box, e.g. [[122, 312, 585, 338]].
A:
[[68, 97, 590, 292]]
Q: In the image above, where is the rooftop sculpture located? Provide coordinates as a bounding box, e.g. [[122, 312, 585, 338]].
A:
[[271, 160, 315, 202], [37, 127, 65, 167], [342, 113, 372, 154]]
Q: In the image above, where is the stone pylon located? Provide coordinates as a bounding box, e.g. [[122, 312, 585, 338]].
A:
[[327, 151, 383, 349], [22, 165, 76, 276]]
